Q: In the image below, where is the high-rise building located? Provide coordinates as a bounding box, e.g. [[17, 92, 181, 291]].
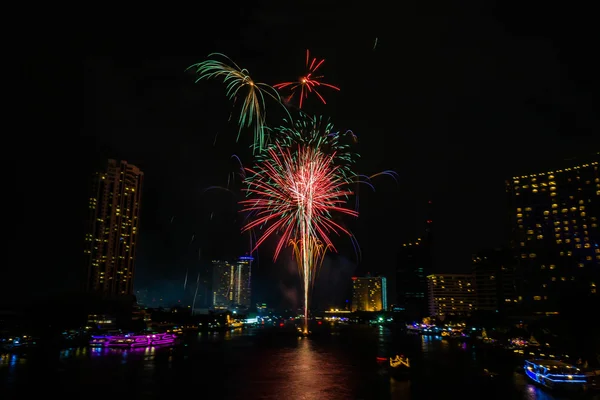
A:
[[396, 201, 433, 319], [506, 156, 599, 314], [84, 160, 143, 296], [352, 275, 387, 312], [471, 248, 518, 313], [211, 256, 253, 311], [235, 256, 253, 309], [427, 274, 476, 317]]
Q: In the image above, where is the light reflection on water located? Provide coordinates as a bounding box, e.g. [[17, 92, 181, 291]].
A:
[[0, 328, 586, 399], [244, 337, 357, 399]]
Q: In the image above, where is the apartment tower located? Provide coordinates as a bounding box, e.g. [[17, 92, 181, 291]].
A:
[[84, 159, 143, 296]]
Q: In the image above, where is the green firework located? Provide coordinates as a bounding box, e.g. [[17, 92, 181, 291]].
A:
[[187, 53, 282, 153], [257, 112, 359, 182]]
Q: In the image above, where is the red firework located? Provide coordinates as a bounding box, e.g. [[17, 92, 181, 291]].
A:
[[240, 144, 357, 332], [274, 50, 341, 109], [240, 144, 357, 262]]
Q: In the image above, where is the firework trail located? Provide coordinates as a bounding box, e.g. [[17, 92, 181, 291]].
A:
[[274, 50, 340, 109], [240, 141, 357, 332], [187, 53, 286, 152], [192, 272, 200, 315]]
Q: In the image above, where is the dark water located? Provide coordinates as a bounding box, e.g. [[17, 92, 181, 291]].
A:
[[1, 326, 597, 399]]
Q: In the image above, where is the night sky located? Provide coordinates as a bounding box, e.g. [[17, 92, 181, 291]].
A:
[[9, 2, 599, 308]]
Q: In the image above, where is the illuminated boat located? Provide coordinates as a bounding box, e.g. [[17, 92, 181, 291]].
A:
[[524, 359, 588, 393], [89, 333, 178, 348], [388, 355, 411, 380]]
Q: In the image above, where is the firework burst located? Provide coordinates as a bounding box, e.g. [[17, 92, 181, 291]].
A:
[[187, 53, 281, 152], [240, 143, 357, 330], [274, 50, 340, 109], [258, 113, 357, 180]]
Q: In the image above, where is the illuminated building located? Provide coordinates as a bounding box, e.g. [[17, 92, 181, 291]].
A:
[[211, 256, 253, 310], [506, 156, 599, 313], [87, 314, 116, 330], [427, 274, 475, 317], [396, 201, 433, 319], [472, 248, 518, 313], [256, 303, 269, 314], [84, 159, 143, 296], [352, 275, 387, 312]]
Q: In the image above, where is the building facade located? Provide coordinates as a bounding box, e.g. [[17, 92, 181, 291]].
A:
[[212, 256, 253, 311], [396, 201, 433, 319], [84, 159, 143, 296], [506, 156, 599, 314], [472, 248, 519, 313], [427, 274, 476, 317], [352, 276, 387, 312]]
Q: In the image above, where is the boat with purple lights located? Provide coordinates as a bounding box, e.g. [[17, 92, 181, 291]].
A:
[[89, 333, 178, 348]]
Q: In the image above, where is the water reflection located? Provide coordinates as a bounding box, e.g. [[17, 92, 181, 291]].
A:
[[389, 376, 411, 397], [0, 329, 578, 400], [242, 337, 355, 399], [1, 353, 20, 384]]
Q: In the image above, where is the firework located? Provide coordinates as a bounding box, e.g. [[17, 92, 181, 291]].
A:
[[187, 53, 281, 152], [274, 50, 340, 109], [258, 113, 357, 180], [240, 143, 357, 331]]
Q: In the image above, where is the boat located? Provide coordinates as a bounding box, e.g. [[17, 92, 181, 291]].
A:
[[388, 355, 411, 380], [0, 335, 39, 353], [89, 333, 178, 348], [524, 359, 589, 393]]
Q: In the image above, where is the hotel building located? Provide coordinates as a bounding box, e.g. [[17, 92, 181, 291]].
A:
[[84, 160, 143, 296], [352, 275, 387, 312], [506, 156, 599, 314], [212, 256, 253, 311], [427, 274, 476, 317]]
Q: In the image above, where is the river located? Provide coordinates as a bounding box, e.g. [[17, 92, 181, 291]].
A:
[[1, 325, 595, 399]]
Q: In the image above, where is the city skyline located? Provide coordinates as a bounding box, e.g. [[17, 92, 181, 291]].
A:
[[62, 152, 600, 311], [7, 3, 599, 308]]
